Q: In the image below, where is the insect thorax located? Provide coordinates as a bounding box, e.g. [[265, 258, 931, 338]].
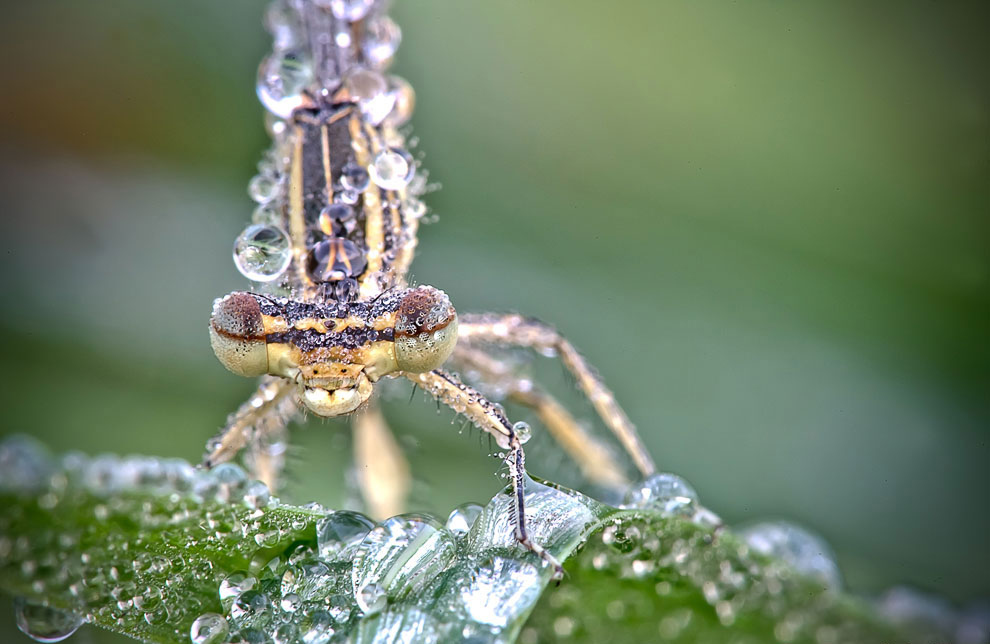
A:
[[232, 0, 427, 306]]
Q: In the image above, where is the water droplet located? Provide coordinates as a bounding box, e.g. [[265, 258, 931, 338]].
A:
[[0, 436, 52, 492], [384, 76, 415, 126], [132, 585, 162, 611], [13, 597, 83, 643], [401, 197, 426, 220], [623, 473, 698, 516], [512, 421, 532, 445], [229, 590, 269, 622], [457, 556, 541, 629], [553, 615, 575, 637], [281, 558, 335, 601], [339, 165, 370, 193], [739, 521, 841, 589], [361, 16, 401, 68], [326, 0, 374, 21], [337, 188, 360, 205], [317, 511, 375, 560], [279, 593, 301, 613], [600, 523, 641, 554], [252, 206, 282, 230], [445, 503, 483, 538], [355, 582, 386, 616], [301, 608, 335, 644], [242, 480, 271, 509], [334, 278, 360, 302], [306, 238, 368, 281], [248, 173, 279, 204], [691, 506, 723, 530], [254, 530, 280, 547], [190, 613, 228, 644], [273, 622, 300, 644], [264, 0, 301, 51], [233, 627, 270, 644], [343, 70, 395, 126], [257, 50, 312, 119], [234, 224, 292, 282], [368, 148, 415, 190], [352, 514, 456, 603], [219, 571, 257, 607]]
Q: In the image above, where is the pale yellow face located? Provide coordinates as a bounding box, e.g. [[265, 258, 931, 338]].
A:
[[209, 286, 459, 418]]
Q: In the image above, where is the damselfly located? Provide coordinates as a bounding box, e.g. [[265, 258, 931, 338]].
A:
[[205, 0, 656, 579]]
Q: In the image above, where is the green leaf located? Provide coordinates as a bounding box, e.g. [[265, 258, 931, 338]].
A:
[[0, 437, 914, 643]]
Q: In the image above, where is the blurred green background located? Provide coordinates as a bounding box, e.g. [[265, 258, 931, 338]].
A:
[[1, 0, 987, 639]]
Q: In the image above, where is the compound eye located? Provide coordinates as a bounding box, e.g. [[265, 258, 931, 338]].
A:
[[209, 292, 268, 377], [394, 286, 458, 373]]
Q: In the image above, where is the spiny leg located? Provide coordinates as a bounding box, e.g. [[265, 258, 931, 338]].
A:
[[451, 343, 630, 490], [405, 369, 564, 580], [202, 375, 299, 491], [351, 399, 411, 520], [458, 313, 656, 478]]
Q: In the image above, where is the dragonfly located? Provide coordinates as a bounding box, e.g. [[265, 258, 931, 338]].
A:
[[205, 0, 656, 579]]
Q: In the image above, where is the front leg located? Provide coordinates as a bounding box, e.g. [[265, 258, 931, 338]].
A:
[[451, 342, 630, 490], [202, 375, 299, 491], [405, 369, 564, 580], [458, 313, 656, 478]]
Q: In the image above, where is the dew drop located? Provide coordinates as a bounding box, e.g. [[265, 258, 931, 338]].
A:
[[316, 511, 375, 561], [306, 238, 367, 281], [512, 421, 532, 445], [361, 16, 401, 68], [0, 436, 52, 492], [257, 50, 312, 119], [242, 480, 271, 509], [338, 188, 361, 205], [445, 503, 483, 538], [233, 224, 292, 283], [264, 0, 301, 51], [229, 590, 269, 623], [326, 0, 374, 21], [301, 608, 335, 644], [132, 585, 162, 611], [252, 204, 283, 227], [189, 613, 228, 644], [339, 164, 370, 193], [273, 622, 300, 644], [279, 593, 301, 613], [384, 76, 415, 126], [739, 521, 841, 590], [219, 571, 257, 607], [352, 514, 456, 603], [368, 148, 414, 190], [248, 174, 278, 204], [355, 582, 386, 616], [281, 558, 332, 601], [401, 197, 426, 220], [623, 473, 698, 516], [343, 69, 395, 125], [13, 597, 84, 643]]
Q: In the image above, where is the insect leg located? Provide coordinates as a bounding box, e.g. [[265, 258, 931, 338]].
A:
[[457, 313, 656, 478], [202, 376, 299, 491], [350, 399, 410, 520], [451, 343, 630, 490], [404, 369, 564, 580]]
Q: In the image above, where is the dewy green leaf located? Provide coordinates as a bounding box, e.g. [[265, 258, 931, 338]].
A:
[[0, 436, 922, 643]]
